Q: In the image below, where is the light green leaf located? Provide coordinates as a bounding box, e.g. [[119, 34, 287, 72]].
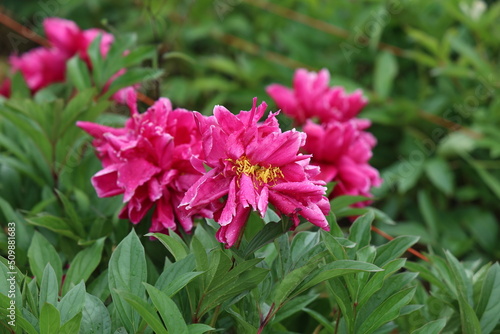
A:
[[144, 283, 189, 334], [63, 238, 105, 295], [39, 303, 61, 334], [355, 286, 416, 334], [374, 235, 420, 267], [117, 289, 168, 334], [147, 232, 188, 261], [425, 158, 454, 195], [39, 264, 59, 314], [373, 51, 398, 99], [58, 281, 86, 324], [80, 293, 112, 334], [109, 230, 147, 333], [411, 318, 447, 334], [28, 232, 62, 286]]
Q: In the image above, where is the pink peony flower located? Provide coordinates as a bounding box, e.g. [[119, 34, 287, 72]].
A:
[[0, 79, 11, 97], [266, 68, 367, 124], [180, 98, 330, 248], [302, 119, 382, 202], [4, 17, 133, 101], [9, 47, 67, 92], [77, 92, 207, 234]]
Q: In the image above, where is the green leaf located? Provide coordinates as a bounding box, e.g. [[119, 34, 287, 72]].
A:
[[109, 230, 147, 333], [187, 324, 214, 334], [322, 231, 348, 260], [39, 303, 61, 334], [476, 263, 500, 334], [373, 51, 398, 99], [273, 294, 318, 323], [243, 219, 293, 258], [10, 71, 30, 98], [117, 289, 168, 334], [66, 56, 92, 91], [104, 68, 163, 98], [425, 158, 454, 195], [39, 264, 59, 314], [297, 260, 383, 294], [80, 293, 112, 334], [163, 271, 204, 298], [303, 307, 335, 333], [147, 232, 188, 261], [457, 292, 482, 334], [28, 232, 62, 285], [417, 190, 439, 239], [57, 281, 86, 324], [144, 283, 189, 334], [348, 211, 374, 253], [411, 318, 447, 334], [355, 286, 416, 334], [88, 34, 105, 88], [330, 195, 370, 212], [59, 312, 82, 334], [273, 260, 319, 305], [374, 235, 420, 267], [358, 258, 406, 306], [62, 238, 105, 295], [27, 215, 80, 240]]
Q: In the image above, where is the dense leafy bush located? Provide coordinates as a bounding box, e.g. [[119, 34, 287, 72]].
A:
[[1, 0, 499, 333]]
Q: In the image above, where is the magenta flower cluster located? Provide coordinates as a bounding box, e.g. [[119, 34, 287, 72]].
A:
[[267, 69, 382, 203], [80, 94, 331, 247], [0, 18, 133, 102]]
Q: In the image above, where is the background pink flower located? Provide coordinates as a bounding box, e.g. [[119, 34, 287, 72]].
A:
[[77, 92, 207, 234], [3, 17, 132, 101], [181, 99, 330, 247], [266, 68, 367, 124], [302, 119, 382, 202]]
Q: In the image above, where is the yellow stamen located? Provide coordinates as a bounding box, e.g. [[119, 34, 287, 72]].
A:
[[227, 156, 283, 186]]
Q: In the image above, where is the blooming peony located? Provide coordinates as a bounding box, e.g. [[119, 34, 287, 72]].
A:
[[266, 68, 367, 124], [302, 119, 382, 202], [2, 17, 132, 101], [180, 98, 330, 248], [77, 92, 208, 234], [9, 47, 67, 92]]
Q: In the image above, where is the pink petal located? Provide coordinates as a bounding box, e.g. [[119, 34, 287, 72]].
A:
[[91, 166, 123, 197], [117, 159, 161, 202]]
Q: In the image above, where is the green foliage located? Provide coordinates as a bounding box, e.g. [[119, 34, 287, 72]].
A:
[[1, 0, 500, 332]]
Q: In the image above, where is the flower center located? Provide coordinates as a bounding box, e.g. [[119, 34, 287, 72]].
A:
[[228, 156, 283, 185]]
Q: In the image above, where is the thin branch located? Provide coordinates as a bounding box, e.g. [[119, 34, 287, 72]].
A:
[[0, 9, 50, 47]]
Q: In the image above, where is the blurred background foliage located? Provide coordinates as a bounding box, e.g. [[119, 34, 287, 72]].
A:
[[1, 0, 499, 261]]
